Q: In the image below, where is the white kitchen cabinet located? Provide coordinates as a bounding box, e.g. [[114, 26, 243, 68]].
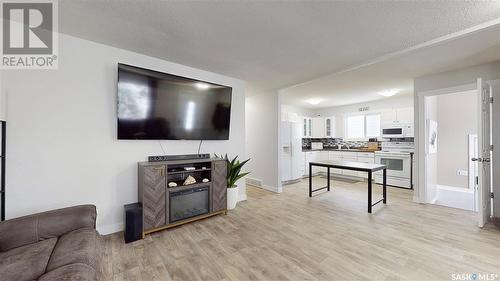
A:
[[305, 151, 320, 175], [325, 117, 334, 137], [303, 152, 310, 176], [381, 107, 414, 125], [311, 151, 328, 174], [357, 152, 375, 178], [311, 118, 325, 138], [328, 151, 342, 174], [341, 152, 358, 176], [299, 152, 306, 176], [307, 150, 376, 179], [302, 117, 312, 137]]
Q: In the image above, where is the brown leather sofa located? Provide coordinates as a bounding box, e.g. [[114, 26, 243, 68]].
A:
[[0, 205, 103, 281]]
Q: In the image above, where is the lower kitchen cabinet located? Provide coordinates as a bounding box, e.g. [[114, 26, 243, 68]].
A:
[[304, 150, 375, 180], [328, 151, 342, 175], [356, 156, 375, 178]]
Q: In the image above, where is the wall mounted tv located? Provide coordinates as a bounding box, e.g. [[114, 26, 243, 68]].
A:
[[117, 64, 232, 140]]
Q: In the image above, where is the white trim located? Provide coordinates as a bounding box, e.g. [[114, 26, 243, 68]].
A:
[[277, 92, 284, 193], [247, 182, 279, 193], [435, 184, 475, 211]]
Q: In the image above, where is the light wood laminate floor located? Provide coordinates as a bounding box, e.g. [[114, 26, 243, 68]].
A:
[[103, 177, 500, 281]]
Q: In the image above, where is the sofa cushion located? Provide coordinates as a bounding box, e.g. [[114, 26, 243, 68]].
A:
[[46, 227, 102, 274], [37, 263, 99, 281], [0, 238, 57, 281]]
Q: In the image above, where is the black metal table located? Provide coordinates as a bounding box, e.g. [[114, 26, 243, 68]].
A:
[[308, 160, 387, 213]]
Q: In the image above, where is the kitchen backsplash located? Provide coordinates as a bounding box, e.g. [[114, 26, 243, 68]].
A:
[[302, 137, 414, 149]]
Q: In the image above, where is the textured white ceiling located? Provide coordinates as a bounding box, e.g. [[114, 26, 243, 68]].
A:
[[58, 1, 500, 95], [281, 24, 500, 108]]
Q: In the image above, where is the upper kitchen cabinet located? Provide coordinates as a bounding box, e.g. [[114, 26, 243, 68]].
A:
[[325, 117, 335, 137], [302, 117, 312, 137], [311, 117, 326, 138], [381, 107, 414, 125], [302, 116, 336, 138]]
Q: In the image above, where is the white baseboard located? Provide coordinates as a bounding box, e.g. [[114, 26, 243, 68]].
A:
[[98, 222, 123, 235], [435, 184, 474, 211], [246, 177, 279, 193]]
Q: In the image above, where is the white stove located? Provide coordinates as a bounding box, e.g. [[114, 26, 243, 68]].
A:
[[375, 142, 414, 189]]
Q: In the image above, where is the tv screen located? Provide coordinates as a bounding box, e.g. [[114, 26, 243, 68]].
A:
[[117, 64, 232, 140]]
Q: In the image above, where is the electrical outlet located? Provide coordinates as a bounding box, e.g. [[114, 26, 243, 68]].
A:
[[457, 170, 468, 176]]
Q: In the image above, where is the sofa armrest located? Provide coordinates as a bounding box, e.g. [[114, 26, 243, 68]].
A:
[[0, 205, 96, 252]]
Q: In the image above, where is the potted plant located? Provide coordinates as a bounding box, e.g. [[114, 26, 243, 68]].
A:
[[216, 154, 250, 210]]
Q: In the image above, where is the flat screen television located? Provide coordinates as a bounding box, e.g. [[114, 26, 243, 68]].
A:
[[117, 64, 232, 140]]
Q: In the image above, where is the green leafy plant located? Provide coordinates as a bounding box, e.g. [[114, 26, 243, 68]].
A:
[[215, 154, 250, 188]]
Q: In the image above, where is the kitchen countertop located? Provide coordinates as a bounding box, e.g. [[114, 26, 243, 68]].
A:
[[302, 148, 379, 153]]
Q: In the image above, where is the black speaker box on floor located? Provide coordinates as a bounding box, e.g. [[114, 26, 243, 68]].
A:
[[124, 203, 143, 243]]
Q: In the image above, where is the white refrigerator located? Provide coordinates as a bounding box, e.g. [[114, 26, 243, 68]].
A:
[[281, 121, 303, 182]]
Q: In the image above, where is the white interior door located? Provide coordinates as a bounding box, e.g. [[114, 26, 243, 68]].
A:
[[468, 134, 479, 212], [477, 78, 492, 227]]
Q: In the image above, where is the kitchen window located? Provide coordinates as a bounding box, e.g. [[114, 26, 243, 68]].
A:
[[345, 113, 381, 139]]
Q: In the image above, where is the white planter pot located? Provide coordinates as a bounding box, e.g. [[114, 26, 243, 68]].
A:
[[227, 186, 239, 210]]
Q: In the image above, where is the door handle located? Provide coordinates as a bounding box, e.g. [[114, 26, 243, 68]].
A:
[[483, 158, 491, 163], [153, 166, 165, 176], [471, 157, 482, 162]]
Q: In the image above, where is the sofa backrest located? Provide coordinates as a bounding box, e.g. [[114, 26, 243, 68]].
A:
[[0, 205, 96, 252]]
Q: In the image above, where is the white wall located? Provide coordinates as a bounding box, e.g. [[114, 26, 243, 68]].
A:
[[436, 91, 478, 189], [281, 104, 315, 120], [0, 33, 246, 234], [245, 91, 281, 192]]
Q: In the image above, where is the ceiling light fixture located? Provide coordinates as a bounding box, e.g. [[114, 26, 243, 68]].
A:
[[378, 89, 399, 97], [195, 82, 210, 90], [306, 98, 323, 105]]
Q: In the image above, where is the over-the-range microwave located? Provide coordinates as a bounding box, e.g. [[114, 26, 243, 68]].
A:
[[381, 123, 414, 138]]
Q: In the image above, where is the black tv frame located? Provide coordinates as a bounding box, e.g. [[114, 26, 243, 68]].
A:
[[116, 63, 232, 140]]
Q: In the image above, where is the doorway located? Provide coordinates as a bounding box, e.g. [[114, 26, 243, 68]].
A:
[[423, 91, 478, 211], [417, 79, 495, 227]]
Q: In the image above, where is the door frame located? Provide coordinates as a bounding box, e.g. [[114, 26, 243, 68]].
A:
[[415, 83, 476, 204]]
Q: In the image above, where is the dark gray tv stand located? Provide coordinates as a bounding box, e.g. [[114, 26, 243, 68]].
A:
[[138, 157, 227, 236]]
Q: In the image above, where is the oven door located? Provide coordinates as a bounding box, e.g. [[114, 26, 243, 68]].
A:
[[375, 153, 411, 178], [381, 127, 404, 138]]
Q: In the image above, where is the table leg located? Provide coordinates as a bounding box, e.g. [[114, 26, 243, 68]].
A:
[[368, 171, 372, 213], [309, 163, 312, 197], [327, 167, 330, 191], [383, 168, 387, 204]]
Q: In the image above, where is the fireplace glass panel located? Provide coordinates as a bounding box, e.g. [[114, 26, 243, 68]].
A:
[[170, 186, 209, 223]]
